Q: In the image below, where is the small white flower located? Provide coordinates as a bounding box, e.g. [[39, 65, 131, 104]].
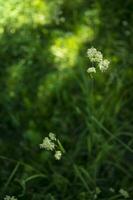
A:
[[94, 187, 101, 199], [109, 188, 115, 193], [96, 187, 101, 194], [4, 196, 17, 200], [54, 150, 62, 160], [98, 59, 110, 72], [87, 47, 103, 63], [86, 47, 110, 74], [49, 132, 56, 141], [87, 67, 96, 74], [119, 189, 129, 199], [40, 137, 55, 151], [40, 133, 64, 160], [94, 194, 98, 199]]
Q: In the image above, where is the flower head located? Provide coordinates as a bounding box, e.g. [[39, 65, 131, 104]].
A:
[[86, 47, 110, 74], [40, 133, 64, 160], [54, 150, 62, 160], [98, 59, 110, 72], [87, 67, 96, 74], [4, 196, 17, 200], [40, 137, 55, 151], [49, 132, 56, 141], [87, 47, 103, 63], [119, 189, 129, 199], [95, 187, 101, 194], [109, 188, 115, 193]]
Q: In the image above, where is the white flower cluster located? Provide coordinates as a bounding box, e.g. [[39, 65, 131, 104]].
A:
[[4, 196, 17, 200], [99, 59, 110, 72], [119, 189, 129, 199], [87, 47, 110, 74], [94, 187, 101, 199], [87, 47, 103, 63], [54, 150, 62, 160], [87, 67, 96, 74], [40, 132, 56, 151], [40, 132, 62, 160]]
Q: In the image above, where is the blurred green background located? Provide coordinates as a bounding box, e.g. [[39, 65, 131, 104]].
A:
[[0, 0, 133, 199]]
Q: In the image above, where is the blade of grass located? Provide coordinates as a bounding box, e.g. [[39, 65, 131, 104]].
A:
[[73, 164, 90, 193], [3, 161, 20, 192], [19, 174, 46, 197], [92, 116, 133, 153], [0, 155, 43, 173], [57, 139, 66, 153]]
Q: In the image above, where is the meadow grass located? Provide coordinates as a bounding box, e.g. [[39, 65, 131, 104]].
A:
[[0, 0, 133, 199], [1, 63, 133, 199]]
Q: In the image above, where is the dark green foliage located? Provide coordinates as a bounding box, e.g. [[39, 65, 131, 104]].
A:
[[0, 0, 133, 199]]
